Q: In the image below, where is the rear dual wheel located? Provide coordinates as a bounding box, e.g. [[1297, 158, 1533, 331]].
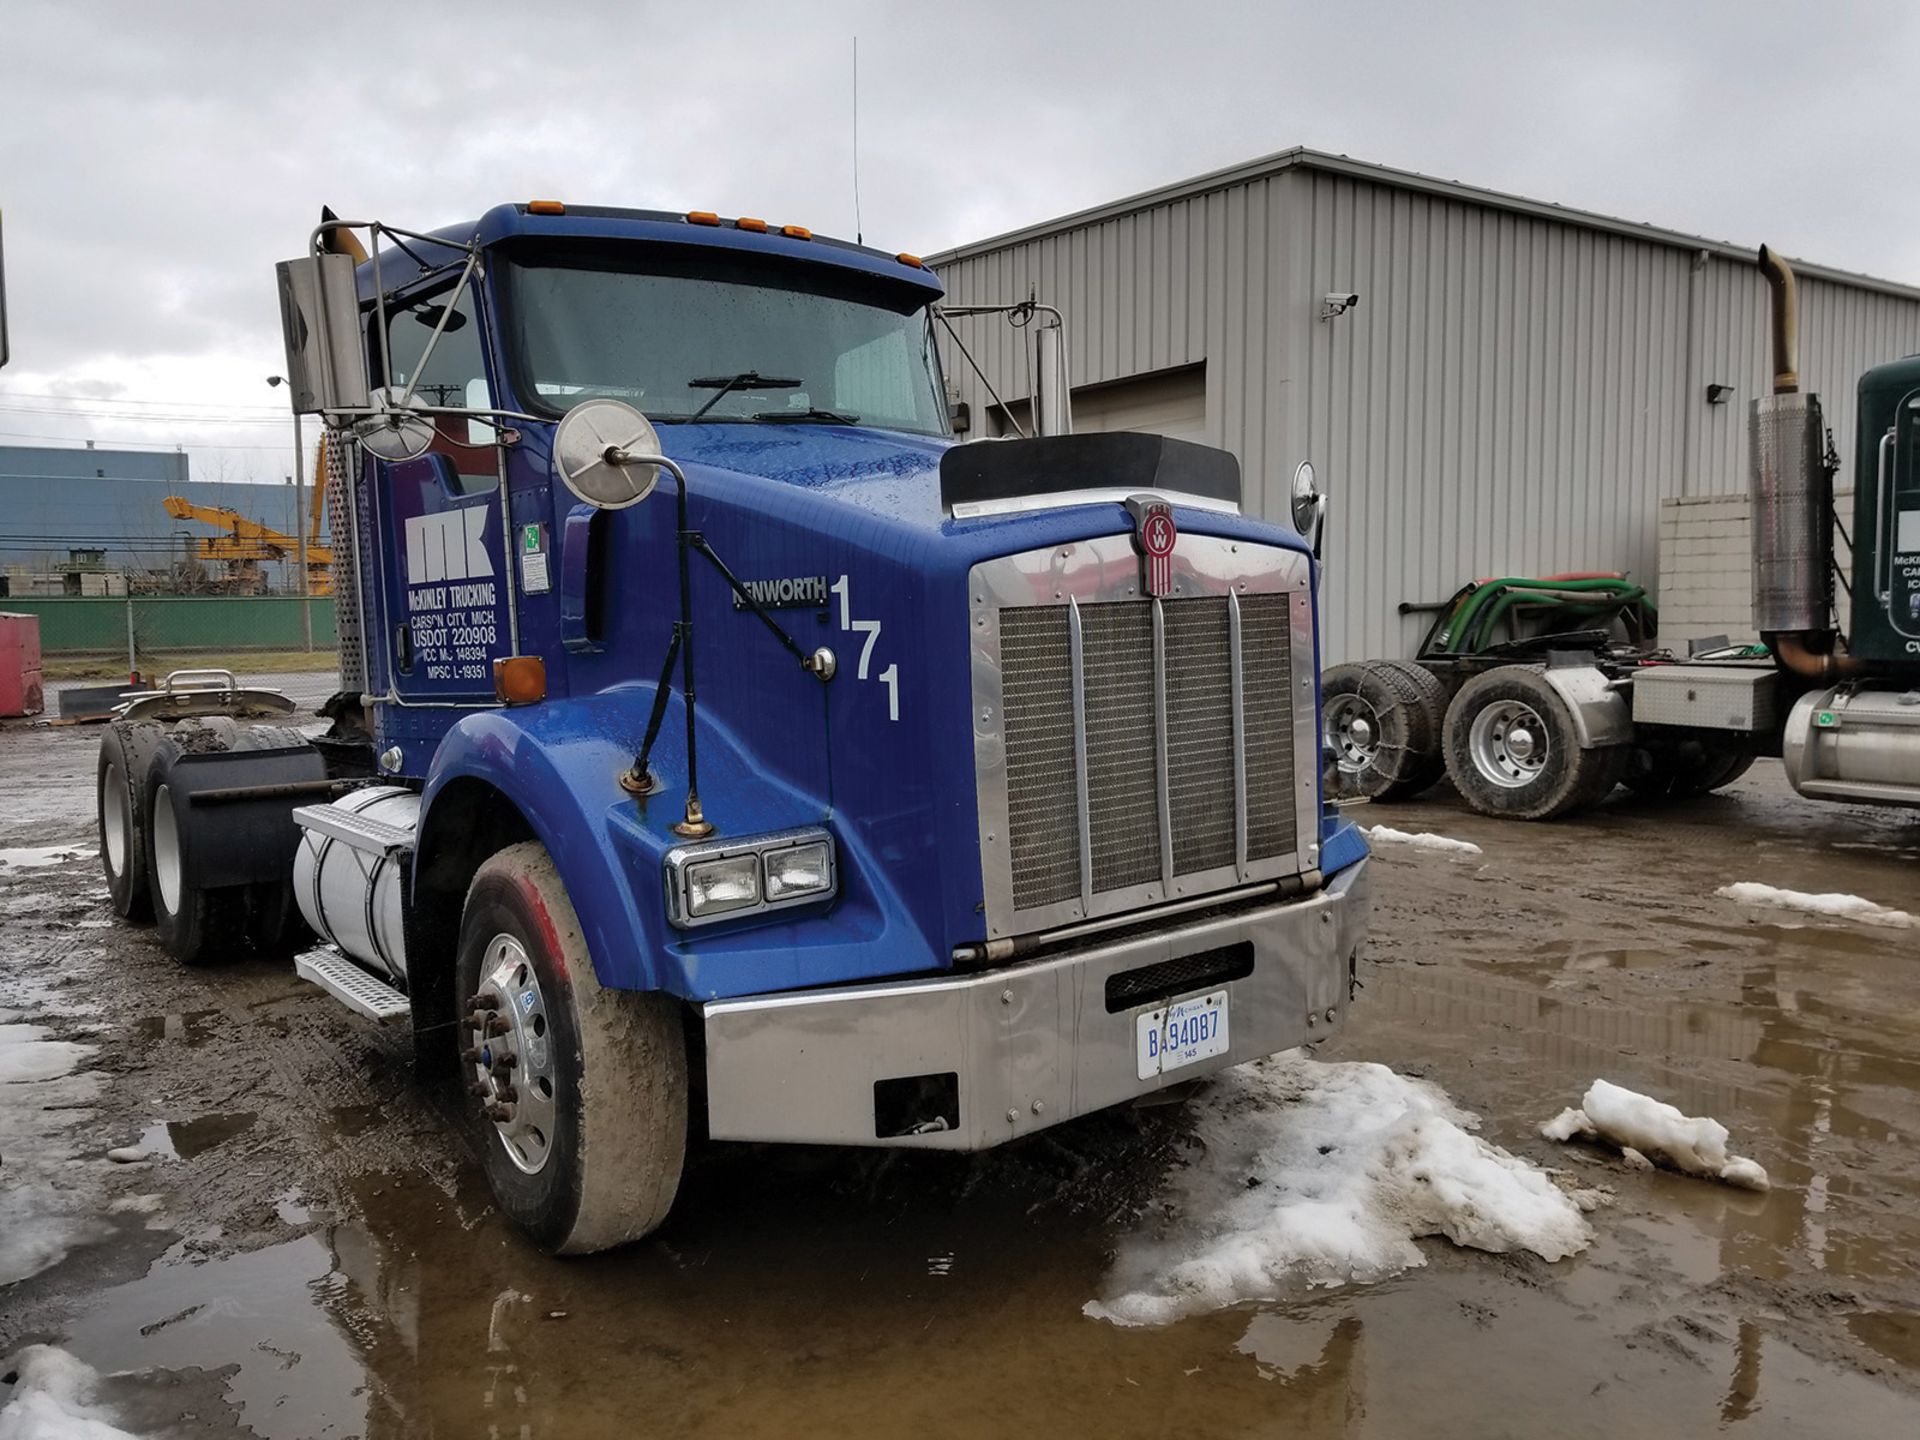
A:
[[1443, 665, 1625, 820], [1322, 660, 1449, 801], [1624, 740, 1756, 799]]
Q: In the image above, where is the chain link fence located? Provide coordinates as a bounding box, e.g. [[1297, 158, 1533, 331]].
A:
[[13, 594, 341, 713]]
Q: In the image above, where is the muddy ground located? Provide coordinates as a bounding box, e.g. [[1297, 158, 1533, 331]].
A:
[[2, 716, 1917, 1438]]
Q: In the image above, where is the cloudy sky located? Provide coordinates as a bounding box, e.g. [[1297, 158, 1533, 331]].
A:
[[2, 0, 1916, 485]]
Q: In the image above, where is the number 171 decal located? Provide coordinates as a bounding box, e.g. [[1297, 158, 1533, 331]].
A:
[[830, 575, 900, 721]]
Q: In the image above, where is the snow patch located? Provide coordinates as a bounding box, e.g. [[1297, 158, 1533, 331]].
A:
[[1542, 1079, 1769, 1191], [0, 1346, 141, 1440], [1366, 825, 1482, 856], [0, 846, 97, 872], [0, 1041, 94, 1086], [1085, 1055, 1591, 1327], [1715, 882, 1914, 929]]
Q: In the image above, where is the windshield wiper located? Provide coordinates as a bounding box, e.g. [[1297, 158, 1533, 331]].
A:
[[683, 371, 802, 422], [747, 407, 860, 425]]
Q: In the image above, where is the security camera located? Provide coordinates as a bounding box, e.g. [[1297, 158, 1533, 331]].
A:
[[1320, 292, 1360, 320]]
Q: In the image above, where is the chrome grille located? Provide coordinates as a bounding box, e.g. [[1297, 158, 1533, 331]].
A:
[[1240, 593, 1296, 859], [999, 608, 1081, 911], [1081, 602, 1161, 892], [992, 580, 1302, 935]]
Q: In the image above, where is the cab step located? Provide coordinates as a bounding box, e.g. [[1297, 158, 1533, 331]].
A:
[[292, 802, 414, 858], [294, 945, 411, 1023]]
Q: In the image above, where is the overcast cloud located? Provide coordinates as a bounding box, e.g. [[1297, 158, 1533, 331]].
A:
[[3, 0, 1916, 482]]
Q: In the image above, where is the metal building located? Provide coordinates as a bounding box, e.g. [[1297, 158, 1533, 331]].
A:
[[928, 148, 1920, 661], [0, 444, 310, 593]]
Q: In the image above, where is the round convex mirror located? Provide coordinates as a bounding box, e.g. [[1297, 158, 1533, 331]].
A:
[[356, 398, 436, 463], [1290, 460, 1321, 533], [554, 399, 663, 509]]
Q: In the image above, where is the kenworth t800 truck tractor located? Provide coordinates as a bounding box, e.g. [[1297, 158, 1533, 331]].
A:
[[87, 203, 1370, 1253]]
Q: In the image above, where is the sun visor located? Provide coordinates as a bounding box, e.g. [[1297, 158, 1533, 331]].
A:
[[940, 433, 1240, 513]]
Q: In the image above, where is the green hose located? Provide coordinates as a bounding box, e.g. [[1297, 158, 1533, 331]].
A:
[[1437, 576, 1647, 654], [1468, 582, 1647, 651]]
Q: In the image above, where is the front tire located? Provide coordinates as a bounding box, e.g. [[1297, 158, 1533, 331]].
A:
[[1444, 665, 1624, 820], [455, 842, 687, 1255]]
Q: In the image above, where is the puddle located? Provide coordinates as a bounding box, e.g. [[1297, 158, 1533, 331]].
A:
[[132, 1009, 220, 1048], [60, 1231, 381, 1440], [130, 1111, 258, 1161], [0, 844, 98, 871]]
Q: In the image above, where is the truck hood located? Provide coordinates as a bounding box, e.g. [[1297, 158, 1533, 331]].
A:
[[658, 422, 951, 532]]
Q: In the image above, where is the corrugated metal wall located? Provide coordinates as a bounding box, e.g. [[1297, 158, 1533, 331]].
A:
[[934, 161, 1920, 662]]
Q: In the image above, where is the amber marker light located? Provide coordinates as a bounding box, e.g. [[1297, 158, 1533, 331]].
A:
[[687, 211, 721, 226], [781, 224, 813, 240], [526, 199, 567, 215], [493, 655, 548, 705], [896, 252, 925, 268], [736, 216, 768, 233]]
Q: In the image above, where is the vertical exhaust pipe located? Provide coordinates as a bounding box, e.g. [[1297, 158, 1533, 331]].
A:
[[1757, 244, 1799, 395], [1032, 309, 1072, 437], [1749, 245, 1861, 679]]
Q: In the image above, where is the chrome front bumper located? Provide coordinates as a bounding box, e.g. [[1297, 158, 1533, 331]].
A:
[[700, 858, 1370, 1150]]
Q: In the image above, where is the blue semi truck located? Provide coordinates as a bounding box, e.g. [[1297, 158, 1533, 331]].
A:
[[81, 203, 1371, 1253]]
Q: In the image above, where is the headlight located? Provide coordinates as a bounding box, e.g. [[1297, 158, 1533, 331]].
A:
[[764, 840, 833, 901], [684, 854, 762, 918], [664, 826, 838, 928]]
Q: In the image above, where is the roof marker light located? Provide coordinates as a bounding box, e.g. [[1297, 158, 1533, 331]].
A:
[[781, 225, 813, 240], [736, 216, 768, 233], [896, 252, 925, 268], [526, 200, 566, 215], [687, 211, 721, 226]]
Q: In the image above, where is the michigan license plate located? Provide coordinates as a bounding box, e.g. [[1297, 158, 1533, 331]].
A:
[[1135, 989, 1230, 1080]]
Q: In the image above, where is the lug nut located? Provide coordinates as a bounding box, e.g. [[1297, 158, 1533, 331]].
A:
[[466, 1081, 488, 1098], [484, 1016, 511, 1037], [465, 995, 499, 1011], [497, 1085, 518, 1104], [461, 1047, 482, 1064], [491, 1053, 518, 1072], [485, 1102, 515, 1122]]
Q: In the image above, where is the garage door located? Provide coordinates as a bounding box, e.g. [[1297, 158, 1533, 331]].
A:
[[992, 364, 1207, 442]]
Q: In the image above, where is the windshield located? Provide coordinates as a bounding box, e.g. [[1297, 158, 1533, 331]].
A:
[[504, 247, 949, 436]]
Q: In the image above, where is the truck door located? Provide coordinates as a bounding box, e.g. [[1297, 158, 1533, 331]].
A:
[[377, 285, 512, 704]]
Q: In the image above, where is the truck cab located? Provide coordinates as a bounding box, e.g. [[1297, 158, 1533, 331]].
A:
[[98, 202, 1371, 1253]]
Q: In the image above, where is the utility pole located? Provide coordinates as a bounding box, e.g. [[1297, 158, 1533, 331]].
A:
[[269, 375, 314, 650]]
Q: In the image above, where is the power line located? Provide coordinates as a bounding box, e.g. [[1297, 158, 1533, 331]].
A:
[[0, 388, 287, 412], [0, 403, 288, 425], [0, 430, 288, 450]]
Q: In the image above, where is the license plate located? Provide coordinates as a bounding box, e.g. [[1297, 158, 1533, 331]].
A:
[[1135, 988, 1230, 1080]]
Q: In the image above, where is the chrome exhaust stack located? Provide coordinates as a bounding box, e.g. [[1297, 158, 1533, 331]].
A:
[[1749, 245, 1843, 668]]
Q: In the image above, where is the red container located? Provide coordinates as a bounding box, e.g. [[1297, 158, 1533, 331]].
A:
[[0, 612, 45, 718]]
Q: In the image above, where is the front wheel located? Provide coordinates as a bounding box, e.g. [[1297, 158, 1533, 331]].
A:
[[1443, 665, 1624, 820], [455, 842, 687, 1254]]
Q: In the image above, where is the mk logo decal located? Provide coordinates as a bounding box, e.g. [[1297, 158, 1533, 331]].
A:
[[405, 509, 494, 585]]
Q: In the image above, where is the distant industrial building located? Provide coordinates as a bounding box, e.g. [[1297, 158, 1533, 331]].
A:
[[929, 148, 1920, 660], [0, 444, 313, 596]]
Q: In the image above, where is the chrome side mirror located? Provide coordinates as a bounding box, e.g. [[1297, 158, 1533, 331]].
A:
[[1291, 460, 1326, 559], [274, 253, 372, 415], [554, 398, 663, 509]]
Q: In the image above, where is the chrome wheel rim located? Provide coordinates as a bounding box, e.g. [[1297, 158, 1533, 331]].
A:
[[1469, 700, 1549, 789], [1324, 694, 1383, 774], [152, 784, 182, 913], [468, 935, 558, 1176], [102, 760, 128, 877]]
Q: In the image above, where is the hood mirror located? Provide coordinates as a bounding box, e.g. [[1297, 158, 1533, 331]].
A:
[[1291, 460, 1326, 558], [355, 390, 435, 463], [554, 398, 662, 509]]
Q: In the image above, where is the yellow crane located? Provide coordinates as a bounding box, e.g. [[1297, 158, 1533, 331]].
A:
[[163, 439, 333, 595]]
